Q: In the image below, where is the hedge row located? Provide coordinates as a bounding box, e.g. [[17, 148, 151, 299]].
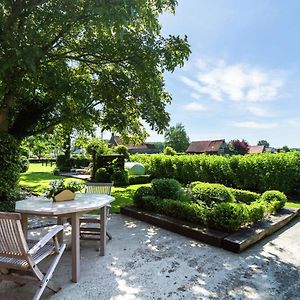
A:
[[131, 152, 300, 194]]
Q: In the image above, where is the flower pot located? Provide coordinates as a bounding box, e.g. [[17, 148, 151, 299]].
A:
[[52, 189, 75, 202]]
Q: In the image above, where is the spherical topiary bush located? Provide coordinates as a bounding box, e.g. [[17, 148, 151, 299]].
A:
[[191, 182, 235, 207], [260, 190, 287, 212], [206, 202, 249, 232], [125, 162, 145, 176], [151, 178, 182, 200], [133, 186, 155, 208]]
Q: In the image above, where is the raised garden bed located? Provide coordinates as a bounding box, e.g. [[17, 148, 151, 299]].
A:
[[121, 206, 299, 253]]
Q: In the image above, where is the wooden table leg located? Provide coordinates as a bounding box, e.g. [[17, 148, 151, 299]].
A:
[[100, 206, 106, 256], [71, 213, 80, 283], [21, 214, 28, 238], [57, 216, 64, 244]]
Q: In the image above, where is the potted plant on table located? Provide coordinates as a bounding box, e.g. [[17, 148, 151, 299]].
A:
[[46, 179, 84, 202]]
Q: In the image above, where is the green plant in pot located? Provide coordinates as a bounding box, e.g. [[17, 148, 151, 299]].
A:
[[46, 179, 84, 202]]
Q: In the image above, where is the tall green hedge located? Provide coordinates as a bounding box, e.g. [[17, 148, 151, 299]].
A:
[[0, 133, 21, 211], [131, 152, 300, 194]]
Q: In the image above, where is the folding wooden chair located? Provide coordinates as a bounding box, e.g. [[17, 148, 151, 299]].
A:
[[80, 182, 113, 241], [0, 212, 66, 300]]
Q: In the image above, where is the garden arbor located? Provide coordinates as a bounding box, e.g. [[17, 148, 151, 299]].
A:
[[0, 1, 190, 210]]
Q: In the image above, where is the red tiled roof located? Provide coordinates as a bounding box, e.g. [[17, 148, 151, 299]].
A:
[[247, 145, 265, 154], [186, 140, 225, 153]]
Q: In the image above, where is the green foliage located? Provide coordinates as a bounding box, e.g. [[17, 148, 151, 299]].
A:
[[206, 203, 250, 232], [86, 139, 112, 157], [227, 188, 260, 204], [95, 168, 111, 183], [56, 155, 71, 172], [114, 145, 130, 160], [257, 140, 269, 148], [1, 1, 190, 141], [248, 201, 266, 222], [112, 169, 129, 187], [133, 186, 155, 208], [151, 178, 182, 200], [191, 182, 235, 206], [261, 190, 287, 212], [19, 156, 29, 173], [131, 152, 300, 194], [128, 175, 151, 185], [163, 146, 176, 155], [0, 134, 20, 211], [164, 123, 190, 152]]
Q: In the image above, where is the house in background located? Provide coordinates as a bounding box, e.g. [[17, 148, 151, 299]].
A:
[[109, 133, 159, 154], [247, 145, 265, 154], [186, 139, 226, 154]]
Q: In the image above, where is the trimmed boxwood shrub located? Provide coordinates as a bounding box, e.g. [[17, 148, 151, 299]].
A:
[[95, 168, 111, 182], [191, 182, 235, 206], [206, 202, 249, 232], [247, 201, 266, 222], [227, 188, 260, 204], [133, 186, 155, 208], [128, 175, 151, 185], [19, 155, 29, 173], [151, 178, 182, 200], [261, 190, 287, 212], [112, 169, 129, 187]]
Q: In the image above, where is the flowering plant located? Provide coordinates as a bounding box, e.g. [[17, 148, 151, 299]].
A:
[[45, 179, 84, 198]]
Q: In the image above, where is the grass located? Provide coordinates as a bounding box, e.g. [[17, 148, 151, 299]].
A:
[[20, 163, 149, 213]]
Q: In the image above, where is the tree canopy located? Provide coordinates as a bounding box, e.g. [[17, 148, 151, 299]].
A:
[[257, 140, 270, 148], [0, 0, 190, 140], [164, 123, 190, 152]]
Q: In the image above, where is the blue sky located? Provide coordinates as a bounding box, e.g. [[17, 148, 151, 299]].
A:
[[145, 0, 300, 148]]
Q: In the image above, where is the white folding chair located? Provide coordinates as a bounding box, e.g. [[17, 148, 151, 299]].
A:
[[0, 212, 66, 300], [80, 182, 113, 241]]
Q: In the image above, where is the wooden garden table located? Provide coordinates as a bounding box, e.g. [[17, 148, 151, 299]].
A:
[[16, 193, 115, 283]]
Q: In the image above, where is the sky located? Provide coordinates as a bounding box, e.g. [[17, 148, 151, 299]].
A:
[[144, 0, 300, 148]]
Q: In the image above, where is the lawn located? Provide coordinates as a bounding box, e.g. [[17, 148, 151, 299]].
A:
[[20, 163, 149, 213]]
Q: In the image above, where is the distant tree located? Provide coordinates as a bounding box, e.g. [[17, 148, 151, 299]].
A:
[[257, 140, 270, 148], [151, 142, 165, 152], [281, 145, 290, 152], [229, 139, 249, 155], [163, 146, 176, 156], [164, 123, 190, 152]]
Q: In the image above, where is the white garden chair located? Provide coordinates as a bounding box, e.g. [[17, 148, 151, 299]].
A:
[[80, 182, 113, 240], [0, 212, 66, 300]]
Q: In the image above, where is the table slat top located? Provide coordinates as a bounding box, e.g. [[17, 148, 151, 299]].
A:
[[15, 193, 114, 216]]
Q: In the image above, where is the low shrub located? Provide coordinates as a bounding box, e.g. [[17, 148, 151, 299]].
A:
[[128, 175, 151, 185], [112, 169, 129, 187], [56, 155, 71, 172], [151, 178, 182, 200], [227, 188, 260, 204], [133, 186, 155, 208], [191, 182, 235, 206], [163, 146, 176, 156], [261, 190, 287, 212], [95, 168, 111, 182], [247, 201, 266, 222], [206, 202, 249, 232]]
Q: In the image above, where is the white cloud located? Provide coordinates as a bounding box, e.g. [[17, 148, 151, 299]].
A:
[[180, 59, 284, 102], [232, 121, 278, 129], [191, 93, 201, 100], [246, 106, 274, 117], [184, 101, 208, 111]]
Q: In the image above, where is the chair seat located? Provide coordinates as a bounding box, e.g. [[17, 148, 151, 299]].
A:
[[0, 240, 54, 270]]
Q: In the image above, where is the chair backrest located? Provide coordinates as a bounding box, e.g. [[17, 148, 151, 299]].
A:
[[0, 212, 28, 258], [85, 182, 113, 195]]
